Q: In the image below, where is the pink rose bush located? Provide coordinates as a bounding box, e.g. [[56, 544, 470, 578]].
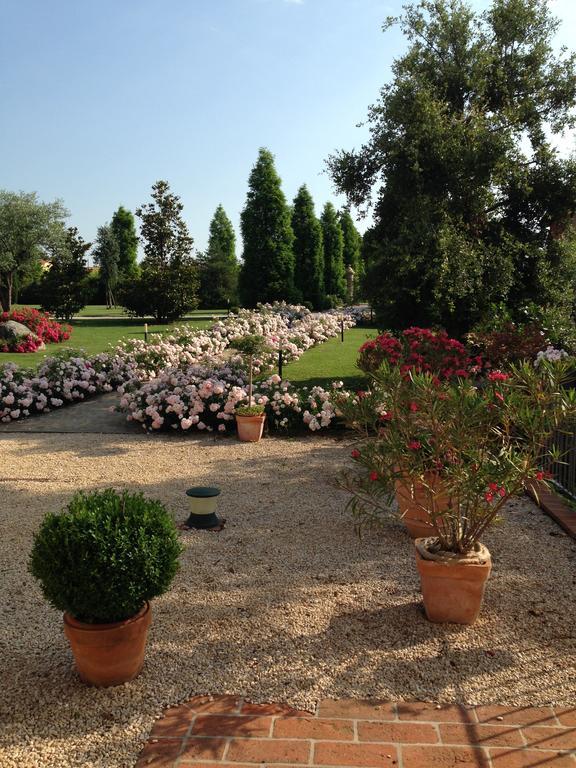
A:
[[117, 365, 343, 434], [1, 351, 135, 422]]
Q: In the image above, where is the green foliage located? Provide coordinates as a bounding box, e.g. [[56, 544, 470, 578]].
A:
[[40, 227, 90, 320], [339, 209, 363, 296], [338, 360, 576, 552], [236, 404, 265, 416], [121, 180, 198, 322], [328, 0, 576, 335], [239, 148, 296, 306], [321, 203, 346, 301], [29, 489, 182, 623], [231, 333, 269, 357], [0, 190, 68, 312], [197, 204, 238, 308], [291, 185, 324, 309], [110, 206, 139, 281], [92, 224, 120, 308]]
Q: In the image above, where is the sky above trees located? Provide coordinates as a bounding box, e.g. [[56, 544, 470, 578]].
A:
[[1, 0, 574, 257]]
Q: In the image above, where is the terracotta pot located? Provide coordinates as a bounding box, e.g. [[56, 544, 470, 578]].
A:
[[63, 602, 151, 686], [395, 472, 449, 538], [414, 539, 492, 625], [236, 413, 266, 442]]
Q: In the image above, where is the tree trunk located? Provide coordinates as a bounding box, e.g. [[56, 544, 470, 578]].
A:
[[0, 273, 13, 312]]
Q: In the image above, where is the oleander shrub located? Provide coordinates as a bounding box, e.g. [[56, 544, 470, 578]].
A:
[[29, 489, 182, 623], [0, 307, 71, 353]]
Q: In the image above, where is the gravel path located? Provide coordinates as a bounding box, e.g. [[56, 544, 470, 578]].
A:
[[0, 430, 575, 768]]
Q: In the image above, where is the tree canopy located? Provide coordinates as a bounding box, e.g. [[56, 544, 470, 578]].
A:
[[0, 190, 68, 311], [328, 0, 576, 334], [40, 227, 90, 320], [321, 202, 346, 303], [93, 224, 120, 307], [197, 204, 238, 308], [110, 206, 139, 280], [121, 180, 198, 322], [239, 148, 295, 306], [291, 185, 324, 309]]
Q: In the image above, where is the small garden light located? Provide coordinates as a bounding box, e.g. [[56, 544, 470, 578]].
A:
[[185, 486, 223, 530]]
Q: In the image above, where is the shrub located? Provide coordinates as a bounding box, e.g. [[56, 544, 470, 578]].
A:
[[467, 322, 547, 368], [358, 327, 476, 379], [29, 489, 182, 623], [236, 404, 265, 416], [0, 307, 71, 352]]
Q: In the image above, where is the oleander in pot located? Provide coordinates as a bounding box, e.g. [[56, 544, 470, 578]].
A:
[[231, 333, 270, 442], [339, 361, 576, 624], [29, 489, 182, 686]]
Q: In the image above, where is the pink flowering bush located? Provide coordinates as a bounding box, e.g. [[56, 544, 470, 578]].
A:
[[358, 327, 481, 380], [117, 365, 344, 435], [0, 307, 71, 353], [0, 351, 135, 422]]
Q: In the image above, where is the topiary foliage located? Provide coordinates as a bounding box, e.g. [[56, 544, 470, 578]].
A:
[[29, 489, 182, 623]]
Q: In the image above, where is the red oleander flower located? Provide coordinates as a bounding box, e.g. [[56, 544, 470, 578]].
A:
[[369, 471, 379, 481], [351, 449, 360, 459]]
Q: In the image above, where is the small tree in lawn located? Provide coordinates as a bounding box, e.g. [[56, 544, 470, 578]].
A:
[[110, 206, 139, 281], [292, 185, 324, 309], [321, 202, 346, 303], [121, 180, 198, 322], [93, 224, 120, 307], [197, 204, 238, 308], [239, 148, 296, 306], [40, 227, 90, 320]]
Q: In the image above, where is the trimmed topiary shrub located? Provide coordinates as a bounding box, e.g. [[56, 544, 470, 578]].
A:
[[29, 489, 182, 623]]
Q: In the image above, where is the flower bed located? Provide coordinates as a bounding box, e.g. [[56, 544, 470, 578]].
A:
[[1, 303, 356, 426], [0, 307, 71, 353]]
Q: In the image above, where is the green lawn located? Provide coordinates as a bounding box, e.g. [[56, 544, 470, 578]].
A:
[[282, 326, 377, 389], [0, 318, 211, 368]]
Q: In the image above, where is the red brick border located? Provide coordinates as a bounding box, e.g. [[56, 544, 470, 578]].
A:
[[137, 697, 576, 767], [526, 482, 576, 539]]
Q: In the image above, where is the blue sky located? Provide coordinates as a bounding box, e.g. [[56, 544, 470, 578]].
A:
[[1, 0, 574, 260]]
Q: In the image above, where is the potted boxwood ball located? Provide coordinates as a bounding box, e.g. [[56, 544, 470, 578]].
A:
[[29, 488, 182, 686], [231, 333, 270, 442]]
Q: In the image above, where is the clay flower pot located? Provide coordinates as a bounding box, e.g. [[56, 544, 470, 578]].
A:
[[236, 413, 266, 442], [414, 539, 492, 625], [63, 602, 152, 686], [395, 472, 449, 538]]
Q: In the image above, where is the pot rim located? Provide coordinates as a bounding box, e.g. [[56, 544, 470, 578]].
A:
[[64, 601, 150, 631], [415, 537, 490, 565]]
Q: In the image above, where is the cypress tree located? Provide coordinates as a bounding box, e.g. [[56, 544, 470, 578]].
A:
[[291, 185, 324, 309], [339, 209, 363, 294], [110, 206, 139, 280], [321, 202, 346, 302], [239, 148, 295, 307], [93, 224, 120, 307], [197, 204, 238, 308]]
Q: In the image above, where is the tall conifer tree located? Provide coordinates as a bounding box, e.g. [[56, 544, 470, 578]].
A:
[[321, 202, 346, 301], [291, 185, 324, 309], [239, 148, 295, 306], [339, 209, 363, 293], [110, 206, 139, 280], [197, 204, 238, 308]]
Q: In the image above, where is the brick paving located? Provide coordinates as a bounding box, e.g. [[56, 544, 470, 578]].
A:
[[137, 696, 576, 767]]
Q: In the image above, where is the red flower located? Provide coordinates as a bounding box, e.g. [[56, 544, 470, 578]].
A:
[[369, 471, 379, 481], [498, 486, 506, 497], [494, 391, 505, 402], [489, 482, 498, 491], [408, 440, 422, 450], [409, 402, 419, 412], [485, 492, 494, 503], [488, 371, 510, 382], [379, 411, 393, 421], [351, 449, 360, 459]]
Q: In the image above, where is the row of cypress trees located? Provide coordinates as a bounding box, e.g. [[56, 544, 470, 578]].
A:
[[239, 148, 363, 309]]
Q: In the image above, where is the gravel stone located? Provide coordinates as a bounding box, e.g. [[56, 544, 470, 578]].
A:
[[0, 431, 575, 767]]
